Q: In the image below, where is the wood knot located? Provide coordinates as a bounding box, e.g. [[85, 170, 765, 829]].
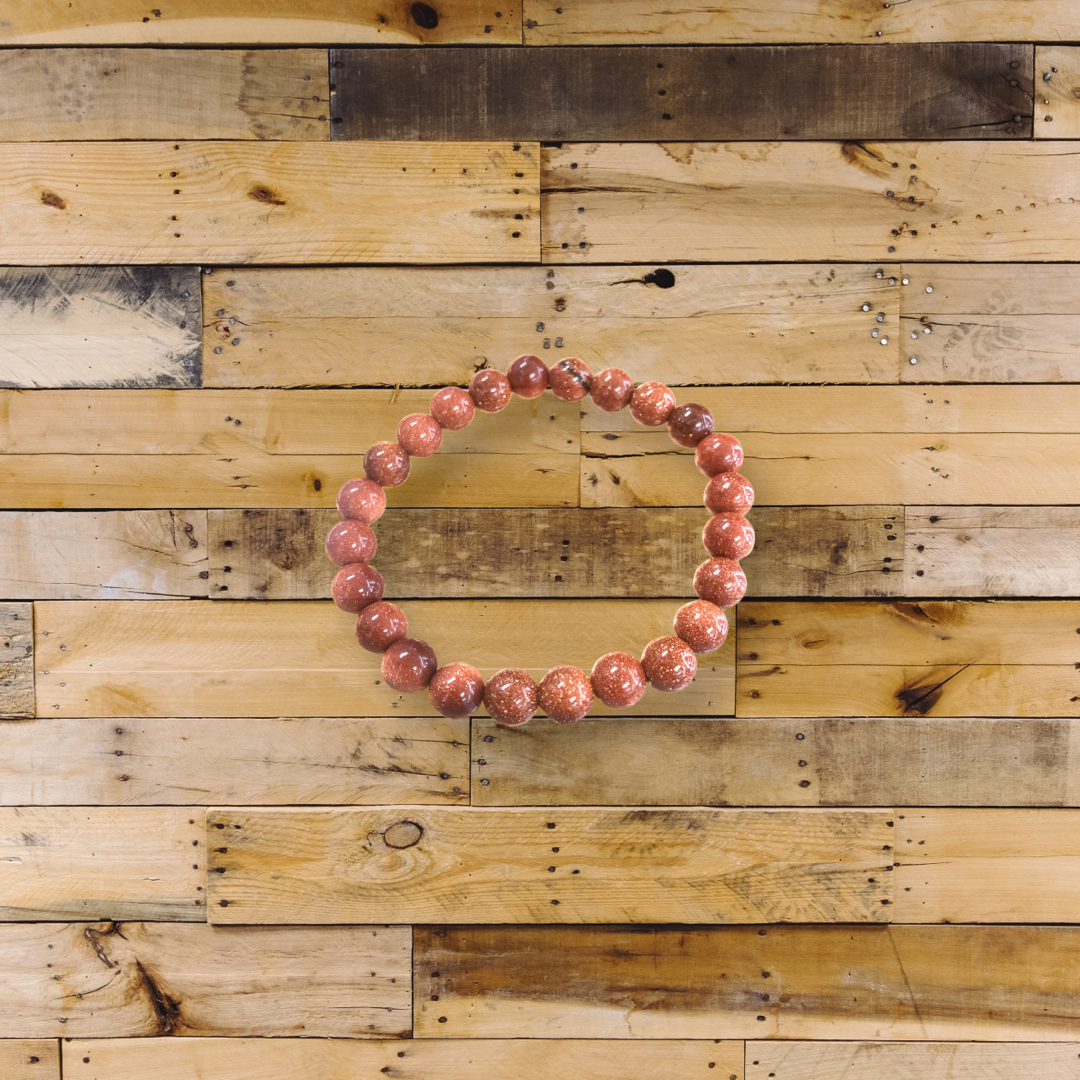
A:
[[384, 821, 423, 849], [40, 191, 66, 210]]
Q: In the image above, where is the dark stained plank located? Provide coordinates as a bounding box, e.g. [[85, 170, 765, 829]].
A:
[[333, 45, 1032, 141], [0, 603, 34, 720]]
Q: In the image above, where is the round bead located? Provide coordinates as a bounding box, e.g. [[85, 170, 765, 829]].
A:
[[428, 663, 486, 718], [331, 562, 385, 614], [396, 413, 442, 457], [696, 432, 744, 477], [704, 471, 754, 514], [469, 369, 512, 413], [630, 382, 676, 427], [507, 354, 549, 398], [539, 665, 594, 723], [674, 600, 729, 654], [549, 357, 593, 402], [703, 513, 755, 560], [667, 403, 714, 447], [431, 387, 475, 431], [641, 636, 697, 692], [694, 557, 748, 609], [355, 601, 408, 654], [364, 442, 411, 488], [381, 637, 437, 694], [590, 652, 647, 709], [325, 519, 377, 567], [484, 668, 539, 726], [336, 478, 386, 524], [590, 368, 634, 412]]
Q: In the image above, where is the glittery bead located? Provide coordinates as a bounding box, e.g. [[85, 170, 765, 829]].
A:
[[469, 369, 512, 413], [590, 651, 647, 708], [667, 403, 714, 447], [331, 562, 385, 614], [704, 471, 754, 514], [396, 413, 442, 457], [431, 387, 475, 431], [336, 478, 386, 524], [590, 368, 634, 412], [641, 636, 697, 691], [674, 600, 729, 654], [428, 663, 486, 717], [539, 665, 594, 723], [364, 442, 411, 488], [693, 557, 748, 609], [355, 601, 408, 653], [703, 513, 755, 560], [325, 519, 377, 566], [549, 357, 593, 401], [629, 382, 676, 426], [484, 668, 539, 726], [507, 354, 549, 398], [381, 637, 437, 693], [696, 433, 745, 477]]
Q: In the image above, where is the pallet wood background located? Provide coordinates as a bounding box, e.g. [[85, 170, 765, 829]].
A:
[[2, 5, 1080, 1077]]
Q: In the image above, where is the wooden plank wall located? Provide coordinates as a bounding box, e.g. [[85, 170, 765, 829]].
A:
[[2, 6, 1080, 1077]]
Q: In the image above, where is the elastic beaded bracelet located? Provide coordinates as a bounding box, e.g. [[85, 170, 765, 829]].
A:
[[327, 355, 754, 726]]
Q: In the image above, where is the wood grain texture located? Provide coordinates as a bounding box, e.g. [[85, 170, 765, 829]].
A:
[[33, 600, 734, 718], [415, 924, 1080, 1039], [207, 807, 891, 925], [63, 1038, 744, 1080], [0, 603, 35, 720], [0, 141, 538, 265], [0, 267, 200, 389], [0, 49, 328, 140], [0, 1042, 58, 1080], [542, 142, 1080, 263], [201, 263, 899, 388], [1036, 47, 1080, 137], [0, 717, 469, 805], [333, 45, 1031, 141], [471, 717, 1076, 808], [0, 808, 202, 921], [0, 922, 410, 1038]]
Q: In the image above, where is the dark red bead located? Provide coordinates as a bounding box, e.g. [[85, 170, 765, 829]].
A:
[[693, 557, 747, 609], [336, 478, 386, 524], [696, 433, 744, 477], [325, 519, 377, 566], [590, 652, 647, 708], [331, 562, 385, 614], [355, 601, 408, 653], [507, 354, 549, 399], [667, 403, 714, 447], [590, 368, 634, 412], [364, 442, 411, 488], [674, 600, 728, 654], [469, 369, 512, 413], [396, 413, 442, 457], [703, 513, 755, 560], [484, 668, 539, 726], [641, 636, 697, 692], [381, 637, 437, 693], [549, 358, 592, 402], [428, 663, 486, 717], [431, 387, 475, 431], [704, 472, 754, 514]]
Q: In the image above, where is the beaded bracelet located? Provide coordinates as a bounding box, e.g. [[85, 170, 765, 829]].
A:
[[326, 354, 754, 727]]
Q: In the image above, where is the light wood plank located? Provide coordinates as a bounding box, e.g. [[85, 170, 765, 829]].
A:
[[63, 1038, 744, 1080], [0, 141, 538, 265], [0, 717, 469, 805], [1037, 46, 1080, 137], [0, 603, 34, 720], [207, 807, 891, 925], [414, 924, 1080, 1039], [202, 263, 899, 387], [0, 922, 409, 1038], [542, 142, 1080, 263], [0, 1042, 57, 1080], [0, 49, 328, 140], [33, 600, 734, 718], [0, 267, 200, 389], [0, 807, 202, 921]]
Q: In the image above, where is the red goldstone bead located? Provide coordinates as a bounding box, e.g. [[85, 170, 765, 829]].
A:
[[590, 368, 634, 412], [704, 471, 754, 514], [431, 387, 475, 431], [590, 652, 647, 708], [549, 357, 593, 402], [484, 668, 539, 726], [539, 665, 594, 723], [364, 442, 411, 488], [355, 601, 408, 654], [641, 636, 697, 691], [703, 513, 755, 560], [507, 354, 549, 398], [396, 413, 442, 457], [325, 519, 377, 567], [667, 403, 714, 447], [674, 600, 729, 654], [469, 369, 512, 413], [696, 432, 744, 477], [336, 478, 386, 524], [630, 382, 676, 426], [429, 663, 486, 717], [381, 637, 437, 693], [331, 562, 385, 614], [694, 557, 748, 609]]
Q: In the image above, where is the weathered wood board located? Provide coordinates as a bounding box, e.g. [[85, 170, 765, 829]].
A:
[[0, 603, 35, 720], [0, 49, 329, 141], [0, 141, 538, 265], [0, 922, 410, 1038], [206, 807, 891, 924], [0, 717, 469, 805], [1036, 47, 1080, 137], [33, 600, 735, 718], [0, 1041, 58, 1080]]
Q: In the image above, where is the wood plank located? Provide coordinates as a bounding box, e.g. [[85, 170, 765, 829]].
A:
[[542, 142, 1080, 263], [63, 1038, 744, 1080], [0, 717, 469, 805], [0, 141, 538, 265], [901, 262, 1080, 314], [1, 603, 35, 720], [0, 1, 520, 45], [0, 49, 328, 141], [471, 717, 1075, 808], [0, 807, 202, 921], [1037, 47, 1080, 137], [0, 267, 200, 389], [333, 45, 1030, 141], [414, 924, 1080, 1039], [207, 807, 891, 925], [0, 1041, 58, 1080], [33, 600, 734, 718], [0, 922, 409, 1038], [201, 263, 899, 388]]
